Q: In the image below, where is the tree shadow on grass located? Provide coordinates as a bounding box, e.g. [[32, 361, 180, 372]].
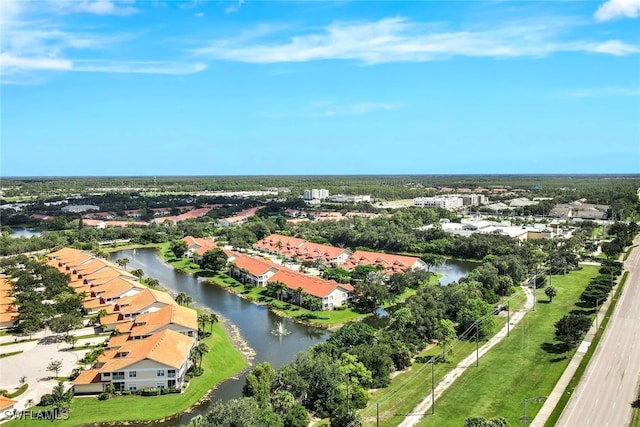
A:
[[541, 342, 569, 354], [631, 400, 640, 409], [569, 309, 593, 316], [538, 300, 551, 304]]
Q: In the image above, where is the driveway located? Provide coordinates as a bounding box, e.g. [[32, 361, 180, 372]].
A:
[[0, 328, 99, 411]]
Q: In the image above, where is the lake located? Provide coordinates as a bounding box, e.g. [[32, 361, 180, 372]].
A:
[[10, 227, 42, 238]]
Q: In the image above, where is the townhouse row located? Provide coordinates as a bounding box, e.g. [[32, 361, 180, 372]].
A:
[[0, 276, 18, 330], [45, 248, 198, 395], [253, 233, 427, 275]]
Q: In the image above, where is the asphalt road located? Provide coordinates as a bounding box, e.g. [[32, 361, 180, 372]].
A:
[[557, 238, 640, 427]]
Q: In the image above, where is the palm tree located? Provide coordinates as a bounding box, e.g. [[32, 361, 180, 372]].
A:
[[115, 258, 129, 271], [131, 269, 144, 280], [294, 287, 304, 306], [175, 292, 193, 307], [208, 313, 219, 333], [273, 281, 288, 301], [145, 277, 159, 288], [197, 313, 207, 332], [195, 342, 209, 370]]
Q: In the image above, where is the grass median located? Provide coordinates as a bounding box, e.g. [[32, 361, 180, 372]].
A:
[[359, 287, 526, 426], [5, 322, 247, 426], [413, 265, 599, 427]]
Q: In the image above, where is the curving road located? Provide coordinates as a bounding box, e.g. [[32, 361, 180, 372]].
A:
[[556, 237, 640, 427]]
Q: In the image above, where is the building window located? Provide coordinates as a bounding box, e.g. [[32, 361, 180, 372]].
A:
[[157, 383, 165, 389], [157, 369, 165, 377], [103, 372, 111, 377], [128, 371, 136, 378], [129, 384, 137, 392]]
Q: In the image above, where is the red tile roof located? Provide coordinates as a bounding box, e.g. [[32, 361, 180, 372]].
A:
[[268, 268, 353, 299], [341, 250, 425, 274]]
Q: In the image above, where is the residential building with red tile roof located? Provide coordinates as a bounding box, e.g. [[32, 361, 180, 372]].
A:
[[227, 254, 279, 287], [253, 234, 351, 265], [73, 329, 195, 394], [0, 395, 17, 415], [129, 304, 197, 339], [341, 251, 427, 275], [0, 276, 18, 329], [267, 268, 354, 310]]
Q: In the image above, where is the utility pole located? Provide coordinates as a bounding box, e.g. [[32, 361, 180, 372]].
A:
[[507, 299, 510, 337], [431, 358, 435, 415], [476, 325, 479, 367]]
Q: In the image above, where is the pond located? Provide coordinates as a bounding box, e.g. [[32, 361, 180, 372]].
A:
[[9, 227, 42, 238]]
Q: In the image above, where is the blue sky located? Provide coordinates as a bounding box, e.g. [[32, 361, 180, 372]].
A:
[[1, 0, 639, 176]]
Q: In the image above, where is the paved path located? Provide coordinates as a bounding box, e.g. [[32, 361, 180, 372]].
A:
[[396, 285, 535, 427], [552, 238, 640, 427], [0, 327, 103, 411], [530, 261, 619, 427]]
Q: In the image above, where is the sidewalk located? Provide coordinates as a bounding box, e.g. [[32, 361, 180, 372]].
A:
[[397, 284, 535, 427], [530, 263, 621, 427]]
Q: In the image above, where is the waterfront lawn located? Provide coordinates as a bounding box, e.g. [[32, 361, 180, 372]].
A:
[[6, 322, 247, 426], [415, 265, 599, 427]]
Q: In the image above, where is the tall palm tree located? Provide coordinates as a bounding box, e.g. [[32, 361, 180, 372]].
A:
[[197, 313, 207, 332], [294, 287, 304, 306], [208, 313, 219, 333], [115, 258, 129, 271], [175, 292, 192, 306], [196, 342, 209, 370]]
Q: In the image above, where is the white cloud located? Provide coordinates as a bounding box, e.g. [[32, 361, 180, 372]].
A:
[[590, 40, 640, 55], [594, 0, 640, 21], [310, 101, 401, 117], [0, 54, 72, 72], [73, 60, 207, 74], [69, 0, 139, 16], [195, 12, 204, 17], [565, 87, 640, 97], [192, 17, 640, 64], [225, 0, 245, 15], [0, 0, 205, 83]]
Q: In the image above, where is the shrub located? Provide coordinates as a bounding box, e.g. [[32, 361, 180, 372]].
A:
[[120, 390, 131, 396], [97, 392, 110, 400], [141, 388, 161, 396], [333, 305, 347, 311]]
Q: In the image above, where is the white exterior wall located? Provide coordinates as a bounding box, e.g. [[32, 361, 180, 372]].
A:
[[322, 287, 351, 309]]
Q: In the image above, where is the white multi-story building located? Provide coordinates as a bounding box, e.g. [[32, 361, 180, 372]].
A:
[[328, 194, 371, 203], [462, 194, 487, 206], [303, 189, 329, 201], [414, 196, 464, 210]]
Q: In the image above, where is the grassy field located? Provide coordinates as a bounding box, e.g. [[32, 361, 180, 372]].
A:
[[543, 270, 629, 426], [358, 287, 526, 426], [413, 265, 599, 427], [6, 322, 247, 426]]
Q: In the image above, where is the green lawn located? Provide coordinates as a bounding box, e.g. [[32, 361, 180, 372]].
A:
[[543, 270, 629, 426], [413, 265, 599, 427], [359, 287, 525, 426], [6, 322, 247, 426]]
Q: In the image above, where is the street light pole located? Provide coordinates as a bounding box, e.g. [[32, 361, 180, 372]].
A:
[[595, 298, 603, 330]]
